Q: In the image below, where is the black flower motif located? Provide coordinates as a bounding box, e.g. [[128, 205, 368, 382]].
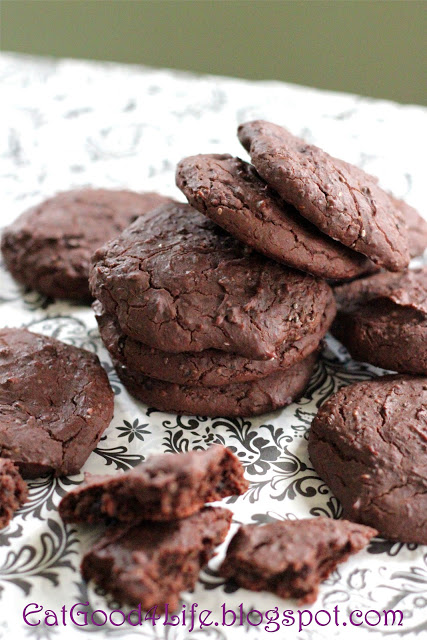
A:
[[237, 436, 281, 476], [226, 424, 284, 476], [116, 418, 150, 443]]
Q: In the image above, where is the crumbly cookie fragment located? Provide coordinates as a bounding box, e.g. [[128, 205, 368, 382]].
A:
[[81, 507, 232, 612], [59, 445, 248, 523], [220, 517, 376, 603], [0, 458, 28, 528]]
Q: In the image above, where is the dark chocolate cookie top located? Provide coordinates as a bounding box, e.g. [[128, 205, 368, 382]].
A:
[[0, 328, 114, 477], [238, 120, 409, 271], [90, 202, 333, 360], [1, 189, 172, 301], [308, 375, 427, 543], [176, 153, 373, 280]]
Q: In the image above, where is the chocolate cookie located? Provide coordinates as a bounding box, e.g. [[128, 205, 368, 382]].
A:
[[333, 267, 427, 374], [0, 458, 28, 528], [114, 351, 318, 417], [81, 506, 232, 612], [177, 154, 374, 280], [220, 517, 376, 604], [308, 376, 427, 543], [396, 198, 427, 258], [59, 445, 248, 524], [95, 299, 334, 386], [238, 120, 409, 271], [90, 202, 333, 360], [0, 328, 114, 477], [1, 189, 172, 301]]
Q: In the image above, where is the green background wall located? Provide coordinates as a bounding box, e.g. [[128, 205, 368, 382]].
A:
[[1, 0, 426, 105]]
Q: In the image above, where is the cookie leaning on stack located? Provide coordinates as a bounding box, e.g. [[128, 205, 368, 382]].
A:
[[90, 201, 335, 417], [237, 120, 410, 271], [176, 153, 375, 280], [177, 122, 426, 279]]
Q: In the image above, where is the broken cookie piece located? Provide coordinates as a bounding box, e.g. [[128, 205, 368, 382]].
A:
[[0, 458, 28, 528], [81, 506, 232, 612], [220, 517, 376, 603], [59, 445, 248, 524]]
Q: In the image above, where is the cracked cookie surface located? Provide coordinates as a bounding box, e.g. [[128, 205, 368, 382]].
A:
[[238, 120, 409, 271], [176, 153, 374, 280], [90, 202, 333, 360], [333, 267, 427, 374], [0, 328, 114, 477], [1, 189, 172, 301], [308, 376, 427, 543]]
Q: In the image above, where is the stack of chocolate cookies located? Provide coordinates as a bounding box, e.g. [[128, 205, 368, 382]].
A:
[[90, 119, 425, 417], [89, 201, 336, 417]]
